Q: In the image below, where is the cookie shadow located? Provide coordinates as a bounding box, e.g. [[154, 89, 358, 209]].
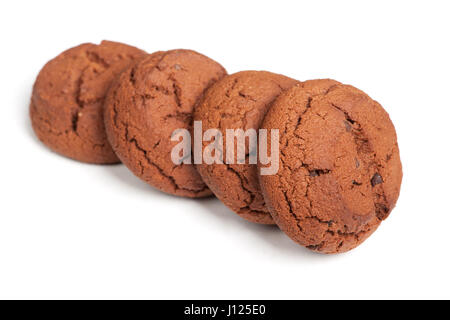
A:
[[101, 164, 180, 198], [21, 84, 338, 260], [194, 197, 330, 260]]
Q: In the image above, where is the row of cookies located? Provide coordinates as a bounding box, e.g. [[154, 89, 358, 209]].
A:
[[30, 41, 402, 253], [194, 72, 402, 253]]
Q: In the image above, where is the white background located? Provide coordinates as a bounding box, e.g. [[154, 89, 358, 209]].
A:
[[1, 0, 449, 300]]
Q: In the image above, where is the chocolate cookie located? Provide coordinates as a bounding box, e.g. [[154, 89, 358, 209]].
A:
[[259, 80, 402, 253], [104, 50, 226, 197], [30, 41, 146, 163], [194, 71, 298, 224]]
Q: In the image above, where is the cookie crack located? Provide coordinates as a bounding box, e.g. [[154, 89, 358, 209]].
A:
[[129, 137, 207, 194], [85, 50, 110, 69], [168, 74, 183, 108], [119, 56, 208, 195], [330, 103, 390, 221], [224, 164, 257, 210], [277, 93, 373, 248], [72, 66, 91, 137]]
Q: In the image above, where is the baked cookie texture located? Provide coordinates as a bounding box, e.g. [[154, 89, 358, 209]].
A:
[[30, 40, 146, 163], [259, 79, 402, 253], [104, 49, 227, 198], [194, 71, 298, 224]]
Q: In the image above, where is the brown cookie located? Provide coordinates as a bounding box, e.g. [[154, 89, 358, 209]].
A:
[[104, 50, 226, 198], [259, 79, 403, 253], [30, 40, 146, 163], [194, 71, 298, 224]]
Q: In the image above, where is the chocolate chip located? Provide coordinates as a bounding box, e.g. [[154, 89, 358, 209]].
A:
[[375, 203, 389, 220], [343, 120, 352, 132], [306, 244, 322, 250], [310, 170, 319, 177], [309, 169, 330, 177], [371, 173, 383, 186]]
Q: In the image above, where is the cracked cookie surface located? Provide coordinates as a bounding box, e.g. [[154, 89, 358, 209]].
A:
[[30, 40, 146, 163], [104, 50, 226, 197], [259, 79, 403, 253], [194, 71, 298, 224]]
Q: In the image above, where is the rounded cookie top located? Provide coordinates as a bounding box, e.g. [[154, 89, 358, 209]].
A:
[[194, 71, 298, 224], [104, 49, 227, 198], [30, 40, 146, 164], [259, 79, 403, 253]]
